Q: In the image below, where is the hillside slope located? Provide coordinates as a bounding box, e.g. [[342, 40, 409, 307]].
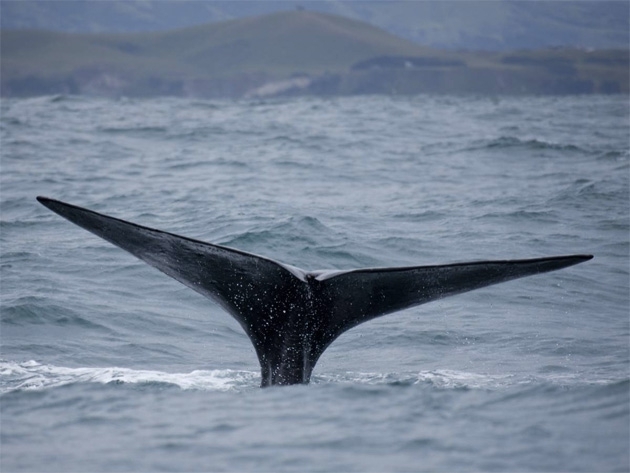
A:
[[2, 1, 628, 51], [2, 10, 428, 77], [1, 10, 627, 98]]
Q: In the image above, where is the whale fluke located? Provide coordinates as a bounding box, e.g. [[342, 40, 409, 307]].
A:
[[37, 196, 593, 387]]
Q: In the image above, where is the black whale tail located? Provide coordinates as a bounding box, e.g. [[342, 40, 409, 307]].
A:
[[37, 196, 593, 387]]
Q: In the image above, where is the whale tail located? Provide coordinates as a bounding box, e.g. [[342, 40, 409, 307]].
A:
[[37, 196, 592, 386]]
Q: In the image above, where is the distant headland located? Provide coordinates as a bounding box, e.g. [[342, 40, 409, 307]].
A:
[[1, 11, 627, 98]]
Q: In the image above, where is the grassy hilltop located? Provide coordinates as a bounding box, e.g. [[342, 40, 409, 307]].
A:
[[2, 10, 627, 98], [3, 1, 628, 51]]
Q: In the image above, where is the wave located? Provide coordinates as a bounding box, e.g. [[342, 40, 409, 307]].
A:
[[317, 370, 515, 389], [3, 361, 623, 395], [98, 125, 168, 134], [491, 136, 585, 152], [1, 299, 108, 330], [468, 136, 587, 153], [0, 360, 259, 394], [220, 216, 336, 250]]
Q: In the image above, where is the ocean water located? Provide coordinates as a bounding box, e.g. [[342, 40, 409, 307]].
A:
[[1, 94, 628, 472]]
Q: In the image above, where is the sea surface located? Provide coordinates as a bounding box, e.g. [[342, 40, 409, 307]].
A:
[[1, 94, 628, 472]]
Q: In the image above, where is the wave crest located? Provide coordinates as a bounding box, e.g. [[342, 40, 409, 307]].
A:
[[0, 360, 259, 394]]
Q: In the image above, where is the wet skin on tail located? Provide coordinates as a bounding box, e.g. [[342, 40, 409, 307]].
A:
[[36, 197, 593, 387]]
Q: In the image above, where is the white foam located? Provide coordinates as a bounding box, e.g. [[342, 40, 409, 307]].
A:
[[413, 369, 514, 389], [2, 361, 615, 394], [0, 360, 259, 393]]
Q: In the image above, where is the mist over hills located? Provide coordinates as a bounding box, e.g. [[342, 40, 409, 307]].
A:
[[2, 0, 628, 51], [1, 10, 627, 98]]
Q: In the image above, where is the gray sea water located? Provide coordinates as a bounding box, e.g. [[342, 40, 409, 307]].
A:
[[1, 94, 628, 472]]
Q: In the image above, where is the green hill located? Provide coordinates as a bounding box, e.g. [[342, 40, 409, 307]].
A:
[[2, 1, 628, 51], [1, 10, 627, 97], [1, 11, 428, 83]]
